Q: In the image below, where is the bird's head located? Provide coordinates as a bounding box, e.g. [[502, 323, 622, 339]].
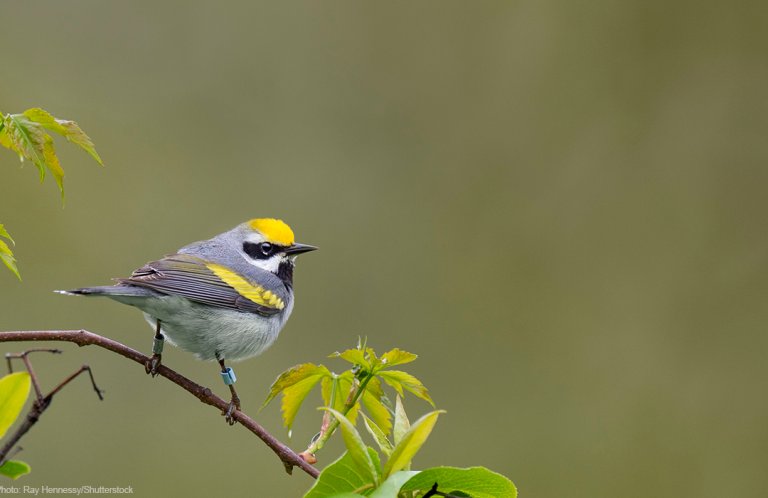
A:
[[237, 218, 317, 277]]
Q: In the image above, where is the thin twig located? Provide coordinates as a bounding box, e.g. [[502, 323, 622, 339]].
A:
[[0, 349, 102, 465], [0, 330, 320, 479]]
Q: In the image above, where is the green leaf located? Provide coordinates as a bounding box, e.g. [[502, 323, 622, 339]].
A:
[[377, 370, 434, 407], [400, 466, 517, 498], [393, 395, 410, 447], [321, 408, 379, 485], [360, 377, 392, 436], [262, 363, 330, 430], [367, 470, 419, 498], [43, 134, 65, 196], [0, 240, 20, 280], [379, 349, 417, 368], [0, 372, 31, 438], [54, 119, 104, 166], [0, 225, 13, 244], [0, 460, 31, 480], [0, 118, 10, 149], [4, 113, 48, 181], [361, 413, 393, 457], [22, 108, 67, 133], [23, 108, 103, 166], [383, 410, 444, 478], [331, 349, 370, 370], [303, 450, 372, 498]]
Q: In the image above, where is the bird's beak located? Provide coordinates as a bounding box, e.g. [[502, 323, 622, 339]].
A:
[[284, 243, 318, 255]]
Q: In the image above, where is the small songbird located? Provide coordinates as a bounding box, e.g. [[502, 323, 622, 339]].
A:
[[57, 218, 316, 423]]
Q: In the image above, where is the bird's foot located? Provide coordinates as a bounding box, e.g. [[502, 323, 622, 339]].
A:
[[222, 397, 241, 425], [145, 354, 162, 377]]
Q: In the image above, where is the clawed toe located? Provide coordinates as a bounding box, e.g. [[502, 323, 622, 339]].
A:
[[224, 398, 241, 425], [145, 354, 162, 377], [223, 400, 240, 425]]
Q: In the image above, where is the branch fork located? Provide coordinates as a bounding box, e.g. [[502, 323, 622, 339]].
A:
[[0, 330, 319, 479]]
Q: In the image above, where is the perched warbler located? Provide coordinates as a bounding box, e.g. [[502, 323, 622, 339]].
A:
[[57, 218, 316, 423]]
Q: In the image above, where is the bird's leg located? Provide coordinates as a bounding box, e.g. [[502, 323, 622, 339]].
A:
[[218, 357, 240, 425], [145, 319, 164, 377]]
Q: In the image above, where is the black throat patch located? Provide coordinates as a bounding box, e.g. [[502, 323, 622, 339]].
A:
[[277, 260, 294, 289]]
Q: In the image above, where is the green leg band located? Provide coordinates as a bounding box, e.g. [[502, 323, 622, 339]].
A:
[[152, 336, 164, 355]]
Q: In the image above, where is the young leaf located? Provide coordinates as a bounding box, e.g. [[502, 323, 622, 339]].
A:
[[4, 113, 48, 181], [0, 372, 31, 438], [400, 466, 517, 498], [367, 470, 419, 498], [0, 460, 31, 480], [42, 134, 65, 194], [379, 348, 418, 368], [321, 408, 379, 485], [262, 363, 330, 429], [383, 410, 445, 478], [361, 413, 393, 457], [54, 119, 104, 166], [393, 395, 410, 447], [22, 108, 68, 134], [0, 240, 20, 280], [0, 225, 13, 243], [0, 115, 9, 148], [377, 370, 434, 406], [360, 377, 392, 435], [23, 108, 103, 166], [303, 450, 371, 498], [331, 349, 370, 370]]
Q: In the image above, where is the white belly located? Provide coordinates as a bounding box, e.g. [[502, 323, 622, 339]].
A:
[[124, 294, 291, 361]]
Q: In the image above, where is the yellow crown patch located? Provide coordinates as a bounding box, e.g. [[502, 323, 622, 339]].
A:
[[247, 218, 295, 246]]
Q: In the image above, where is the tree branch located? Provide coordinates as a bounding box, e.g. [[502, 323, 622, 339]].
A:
[[0, 330, 320, 479]]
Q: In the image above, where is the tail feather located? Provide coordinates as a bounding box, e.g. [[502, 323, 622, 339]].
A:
[[55, 285, 155, 297]]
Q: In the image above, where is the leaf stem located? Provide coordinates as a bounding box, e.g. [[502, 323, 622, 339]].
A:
[[303, 372, 374, 457]]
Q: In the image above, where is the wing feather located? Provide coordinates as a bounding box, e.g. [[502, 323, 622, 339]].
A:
[[119, 254, 281, 316]]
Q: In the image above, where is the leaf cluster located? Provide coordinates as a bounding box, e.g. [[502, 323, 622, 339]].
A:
[[0, 108, 102, 195], [0, 107, 103, 279], [263, 342, 516, 497], [304, 402, 515, 498], [263, 346, 433, 435]]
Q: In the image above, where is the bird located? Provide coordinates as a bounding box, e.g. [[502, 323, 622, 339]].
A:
[[57, 218, 316, 424]]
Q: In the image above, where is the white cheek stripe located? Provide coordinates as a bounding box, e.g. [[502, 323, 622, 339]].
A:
[[240, 250, 284, 274]]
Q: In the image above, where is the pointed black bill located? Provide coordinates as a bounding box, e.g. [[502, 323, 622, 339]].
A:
[[284, 243, 318, 255]]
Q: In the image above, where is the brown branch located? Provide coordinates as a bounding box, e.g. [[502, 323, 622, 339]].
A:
[[0, 330, 320, 479]]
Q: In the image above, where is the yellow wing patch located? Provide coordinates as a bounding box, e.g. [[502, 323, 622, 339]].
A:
[[248, 218, 295, 246], [205, 263, 285, 310]]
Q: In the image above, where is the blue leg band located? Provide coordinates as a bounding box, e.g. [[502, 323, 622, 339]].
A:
[[221, 367, 237, 385]]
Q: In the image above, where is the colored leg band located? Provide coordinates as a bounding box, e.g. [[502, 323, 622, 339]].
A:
[[152, 336, 165, 355], [221, 367, 237, 385]]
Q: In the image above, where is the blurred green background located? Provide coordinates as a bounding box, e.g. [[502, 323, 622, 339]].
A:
[[1, 1, 767, 497]]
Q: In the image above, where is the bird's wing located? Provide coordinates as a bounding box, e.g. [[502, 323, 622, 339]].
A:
[[118, 254, 284, 316]]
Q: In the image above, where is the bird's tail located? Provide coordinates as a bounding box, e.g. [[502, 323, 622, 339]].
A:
[[55, 286, 152, 297]]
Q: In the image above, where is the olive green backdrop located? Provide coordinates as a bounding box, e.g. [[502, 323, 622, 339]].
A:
[[1, 1, 766, 497]]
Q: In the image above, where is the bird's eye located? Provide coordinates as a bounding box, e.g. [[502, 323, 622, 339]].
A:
[[243, 241, 276, 260]]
